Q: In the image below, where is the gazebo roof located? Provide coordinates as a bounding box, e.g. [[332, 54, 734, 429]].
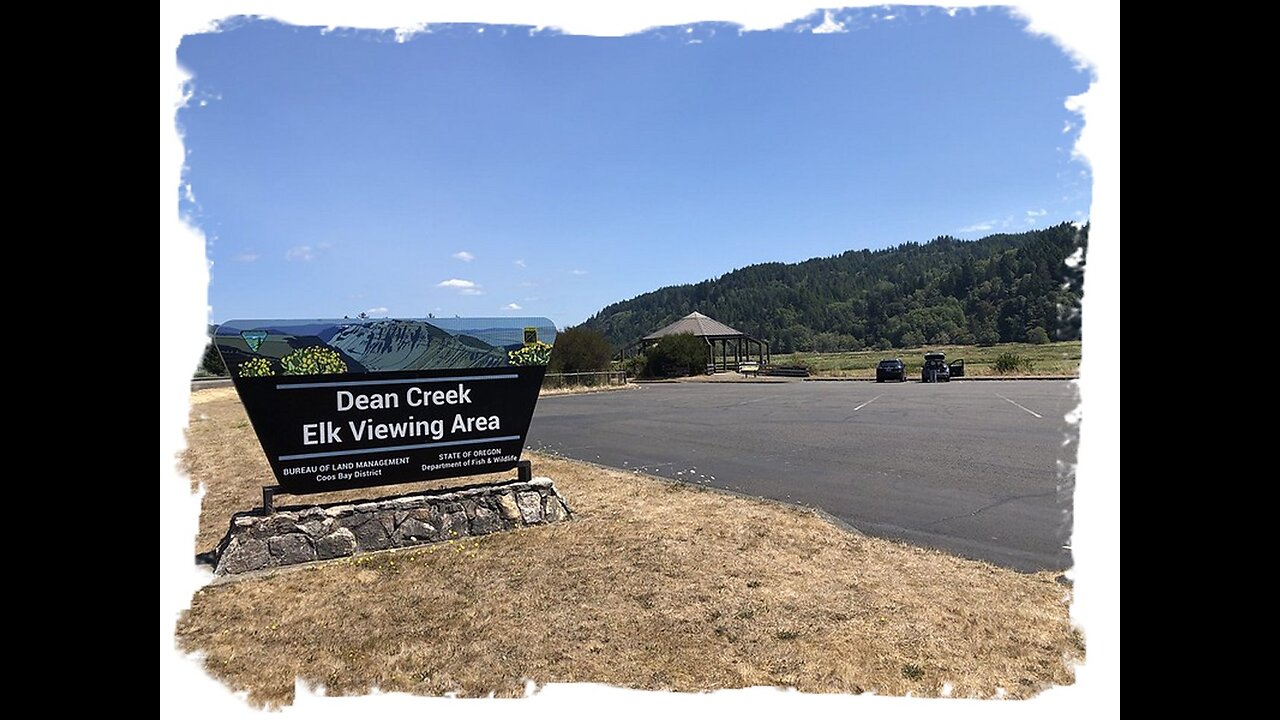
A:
[[643, 311, 747, 341]]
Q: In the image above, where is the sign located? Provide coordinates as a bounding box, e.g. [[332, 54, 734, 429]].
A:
[[214, 317, 557, 494]]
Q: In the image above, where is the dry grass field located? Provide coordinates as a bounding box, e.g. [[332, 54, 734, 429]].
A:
[[176, 388, 1082, 706], [773, 341, 1082, 378]]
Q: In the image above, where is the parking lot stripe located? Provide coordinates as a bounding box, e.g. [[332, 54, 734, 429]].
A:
[[996, 393, 1043, 418], [852, 394, 883, 412]]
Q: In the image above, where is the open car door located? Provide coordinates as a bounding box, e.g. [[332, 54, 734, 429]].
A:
[[949, 359, 965, 378]]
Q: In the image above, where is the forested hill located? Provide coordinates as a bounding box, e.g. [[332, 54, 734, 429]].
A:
[[580, 222, 1086, 353]]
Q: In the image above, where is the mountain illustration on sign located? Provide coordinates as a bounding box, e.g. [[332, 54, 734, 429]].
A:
[[327, 320, 508, 371], [240, 330, 267, 352], [214, 318, 558, 374]]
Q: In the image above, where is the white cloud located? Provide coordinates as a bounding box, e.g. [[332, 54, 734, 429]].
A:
[[514, 259, 526, 268], [1027, 209, 1047, 217], [234, 252, 259, 263], [285, 245, 315, 262], [958, 221, 995, 233], [394, 24, 424, 43], [438, 278, 485, 295], [502, 303, 523, 311], [519, 281, 537, 288], [569, 269, 588, 276], [363, 307, 389, 317], [811, 10, 845, 34], [452, 251, 475, 262], [1063, 120, 1074, 134]]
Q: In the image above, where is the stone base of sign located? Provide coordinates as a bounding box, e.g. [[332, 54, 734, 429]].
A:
[[213, 477, 573, 576]]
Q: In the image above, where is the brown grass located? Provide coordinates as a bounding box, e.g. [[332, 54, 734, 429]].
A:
[[176, 388, 1082, 706], [539, 383, 637, 397]]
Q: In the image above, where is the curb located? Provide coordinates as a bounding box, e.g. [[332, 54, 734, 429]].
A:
[[692, 379, 790, 384], [951, 375, 1078, 381], [804, 375, 1078, 382], [525, 451, 867, 539]]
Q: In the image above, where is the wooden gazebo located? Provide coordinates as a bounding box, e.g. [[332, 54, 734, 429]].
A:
[[619, 311, 769, 372]]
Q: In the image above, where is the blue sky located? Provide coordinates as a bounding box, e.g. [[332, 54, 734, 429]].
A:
[[178, 6, 1090, 328]]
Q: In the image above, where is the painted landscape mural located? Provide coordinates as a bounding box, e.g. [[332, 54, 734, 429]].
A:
[[213, 317, 557, 377]]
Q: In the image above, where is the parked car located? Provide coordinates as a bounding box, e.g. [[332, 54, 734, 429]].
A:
[[921, 352, 950, 383], [875, 358, 908, 382]]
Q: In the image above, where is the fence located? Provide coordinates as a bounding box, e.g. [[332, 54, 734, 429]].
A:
[[542, 370, 628, 390]]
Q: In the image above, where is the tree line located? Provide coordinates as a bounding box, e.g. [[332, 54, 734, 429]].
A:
[[578, 223, 1087, 353]]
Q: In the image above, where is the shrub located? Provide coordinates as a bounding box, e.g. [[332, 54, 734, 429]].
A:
[[993, 352, 1020, 374], [644, 333, 708, 378], [548, 327, 613, 373], [1026, 326, 1050, 345], [994, 352, 1035, 374], [508, 341, 553, 367], [619, 354, 647, 379], [238, 357, 275, 377], [281, 346, 348, 376]]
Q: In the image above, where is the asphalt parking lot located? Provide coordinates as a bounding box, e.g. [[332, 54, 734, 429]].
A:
[[527, 379, 1077, 572]]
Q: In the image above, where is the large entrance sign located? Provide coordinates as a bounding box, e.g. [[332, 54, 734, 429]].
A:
[[214, 317, 556, 494]]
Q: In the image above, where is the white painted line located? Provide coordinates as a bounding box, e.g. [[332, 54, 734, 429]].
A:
[[852, 394, 883, 412], [996, 393, 1042, 418]]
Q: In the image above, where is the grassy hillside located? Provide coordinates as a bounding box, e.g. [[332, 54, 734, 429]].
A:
[[581, 223, 1086, 353]]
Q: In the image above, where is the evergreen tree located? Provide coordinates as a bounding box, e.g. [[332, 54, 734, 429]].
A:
[[548, 327, 614, 373], [580, 224, 1087, 350]]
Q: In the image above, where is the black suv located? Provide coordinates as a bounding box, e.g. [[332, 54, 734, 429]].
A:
[[875, 358, 907, 382], [921, 352, 950, 383]]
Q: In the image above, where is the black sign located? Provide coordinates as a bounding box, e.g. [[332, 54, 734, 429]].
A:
[[231, 366, 545, 493], [214, 317, 556, 493]]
